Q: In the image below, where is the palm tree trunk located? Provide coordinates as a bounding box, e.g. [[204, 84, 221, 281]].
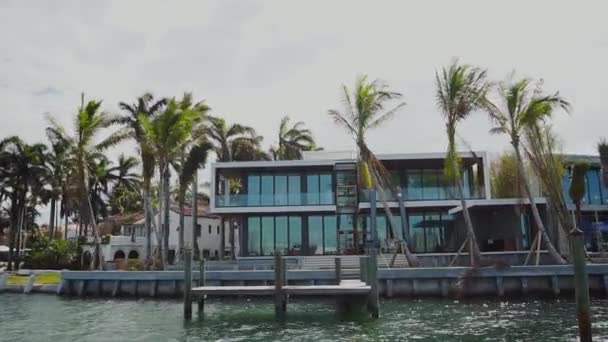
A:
[[145, 191, 163, 269], [162, 167, 170, 266], [178, 192, 185, 263], [49, 198, 56, 239], [455, 163, 482, 264], [85, 189, 104, 271], [192, 172, 199, 259], [64, 211, 68, 240], [156, 169, 164, 268], [15, 203, 25, 270], [143, 189, 152, 270], [514, 144, 566, 265], [7, 198, 18, 271]]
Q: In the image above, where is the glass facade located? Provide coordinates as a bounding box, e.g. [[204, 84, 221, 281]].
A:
[[360, 167, 481, 202], [408, 212, 454, 253], [218, 172, 334, 207], [246, 215, 304, 256], [561, 167, 606, 205]]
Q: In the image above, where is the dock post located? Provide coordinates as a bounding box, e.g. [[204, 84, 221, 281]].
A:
[[24, 274, 35, 294], [335, 257, 342, 285], [360, 256, 367, 283], [367, 253, 379, 319], [274, 253, 286, 320], [198, 258, 205, 316], [570, 228, 592, 342], [183, 248, 193, 320], [0, 273, 8, 292]]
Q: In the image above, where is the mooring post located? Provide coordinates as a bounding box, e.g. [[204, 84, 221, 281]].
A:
[[335, 257, 342, 285], [183, 247, 193, 320], [367, 253, 379, 319], [570, 228, 592, 342], [0, 272, 8, 292], [198, 258, 205, 315], [360, 256, 368, 283], [274, 253, 286, 320]]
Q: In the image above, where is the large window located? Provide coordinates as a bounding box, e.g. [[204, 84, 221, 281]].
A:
[[261, 216, 274, 255], [247, 217, 261, 256], [275, 175, 288, 205], [261, 175, 274, 206], [587, 169, 602, 205], [408, 212, 453, 253], [406, 170, 423, 200], [246, 215, 303, 256], [306, 174, 320, 205], [230, 172, 333, 207], [288, 175, 301, 205], [289, 217, 302, 253], [247, 175, 260, 206], [308, 216, 323, 254]]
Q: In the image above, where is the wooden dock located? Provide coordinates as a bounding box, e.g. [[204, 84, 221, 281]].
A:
[[183, 250, 379, 320]]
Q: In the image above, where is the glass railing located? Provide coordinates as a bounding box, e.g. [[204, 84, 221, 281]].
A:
[[358, 188, 483, 202], [216, 192, 335, 207]]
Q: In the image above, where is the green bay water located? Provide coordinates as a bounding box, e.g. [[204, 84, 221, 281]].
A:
[[1, 295, 607, 341]]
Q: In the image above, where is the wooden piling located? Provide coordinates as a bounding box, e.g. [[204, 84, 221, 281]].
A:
[[184, 248, 193, 320], [335, 257, 342, 285], [360, 256, 367, 283], [570, 228, 592, 342], [24, 274, 35, 294], [274, 253, 286, 320], [367, 253, 379, 319], [198, 258, 206, 315]]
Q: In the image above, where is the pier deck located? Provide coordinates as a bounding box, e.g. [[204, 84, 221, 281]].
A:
[[192, 280, 370, 297]]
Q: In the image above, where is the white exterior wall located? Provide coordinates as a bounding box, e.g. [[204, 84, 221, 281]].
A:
[[151, 211, 222, 256]]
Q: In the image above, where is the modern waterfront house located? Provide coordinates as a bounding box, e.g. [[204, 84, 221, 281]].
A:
[[210, 150, 608, 259]]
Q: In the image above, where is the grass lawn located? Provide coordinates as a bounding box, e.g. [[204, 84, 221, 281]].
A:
[[7, 272, 61, 285]]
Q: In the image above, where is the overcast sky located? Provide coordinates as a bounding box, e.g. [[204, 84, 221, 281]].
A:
[[1, 1, 608, 219]]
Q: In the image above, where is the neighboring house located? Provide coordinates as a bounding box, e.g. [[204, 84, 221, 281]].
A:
[[97, 202, 223, 264], [210, 150, 567, 257]]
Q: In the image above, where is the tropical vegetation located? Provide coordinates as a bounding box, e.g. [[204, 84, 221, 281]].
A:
[[0, 63, 598, 272]]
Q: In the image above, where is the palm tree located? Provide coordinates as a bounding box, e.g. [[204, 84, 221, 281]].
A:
[[435, 61, 488, 265], [485, 77, 569, 265], [139, 93, 209, 267], [118, 93, 166, 269], [46, 93, 128, 270], [206, 116, 269, 162], [173, 141, 212, 260], [328, 75, 418, 266], [270, 116, 318, 160], [107, 154, 142, 215], [0, 136, 48, 270], [45, 133, 69, 239]]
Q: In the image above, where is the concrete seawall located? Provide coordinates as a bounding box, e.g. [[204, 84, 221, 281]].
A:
[[58, 264, 608, 298]]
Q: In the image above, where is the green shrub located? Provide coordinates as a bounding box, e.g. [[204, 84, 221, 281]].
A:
[[23, 238, 80, 270]]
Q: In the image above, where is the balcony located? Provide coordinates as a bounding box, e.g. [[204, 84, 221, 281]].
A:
[[358, 188, 483, 202], [216, 192, 335, 207]]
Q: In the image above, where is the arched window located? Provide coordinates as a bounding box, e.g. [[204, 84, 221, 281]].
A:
[[114, 250, 126, 260], [128, 250, 139, 259]]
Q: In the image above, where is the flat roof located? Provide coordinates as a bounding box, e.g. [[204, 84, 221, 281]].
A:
[[213, 151, 487, 169]]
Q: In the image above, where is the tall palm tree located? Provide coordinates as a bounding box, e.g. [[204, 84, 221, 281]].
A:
[[270, 116, 318, 160], [47, 93, 128, 270], [0, 136, 48, 270], [118, 93, 166, 269], [107, 154, 142, 215], [485, 77, 569, 265], [173, 141, 212, 261], [328, 75, 418, 266], [139, 93, 209, 267], [435, 61, 488, 265], [45, 133, 69, 239], [206, 116, 269, 162]]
